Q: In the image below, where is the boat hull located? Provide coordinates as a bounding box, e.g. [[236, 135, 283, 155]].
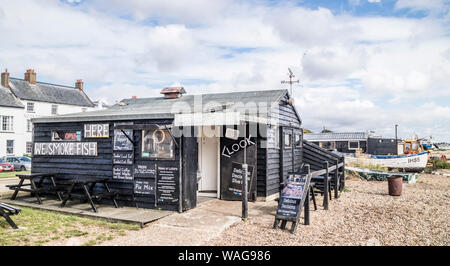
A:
[[345, 152, 428, 171]]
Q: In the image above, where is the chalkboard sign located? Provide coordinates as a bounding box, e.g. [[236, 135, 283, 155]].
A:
[[112, 165, 133, 180], [276, 182, 304, 218], [275, 174, 311, 220], [113, 122, 133, 151], [227, 162, 255, 196], [113, 152, 134, 165], [220, 135, 257, 201], [134, 179, 155, 195], [134, 164, 156, 178], [156, 166, 179, 204]]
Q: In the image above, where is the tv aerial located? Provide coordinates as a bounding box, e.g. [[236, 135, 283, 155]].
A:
[[281, 68, 301, 97]]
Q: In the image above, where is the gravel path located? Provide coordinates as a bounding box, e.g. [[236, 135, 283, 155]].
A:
[[206, 173, 450, 246]]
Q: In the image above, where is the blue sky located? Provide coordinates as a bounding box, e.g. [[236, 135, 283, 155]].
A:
[[1, 0, 449, 141]]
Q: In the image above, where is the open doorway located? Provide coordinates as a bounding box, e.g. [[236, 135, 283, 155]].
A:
[[197, 126, 220, 198]]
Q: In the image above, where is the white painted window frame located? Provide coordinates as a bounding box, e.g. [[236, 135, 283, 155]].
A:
[[348, 141, 360, 150]]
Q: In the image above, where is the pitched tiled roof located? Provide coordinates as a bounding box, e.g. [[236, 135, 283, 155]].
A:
[[8, 78, 94, 107], [303, 132, 368, 141], [0, 86, 24, 108], [33, 89, 291, 123]]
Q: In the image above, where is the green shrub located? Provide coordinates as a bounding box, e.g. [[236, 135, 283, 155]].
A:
[[433, 160, 450, 169]]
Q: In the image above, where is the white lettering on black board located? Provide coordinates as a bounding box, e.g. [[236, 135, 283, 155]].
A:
[[221, 135, 255, 158], [113, 165, 133, 180], [156, 166, 179, 204], [84, 124, 109, 138], [113, 122, 133, 151], [113, 152, 134, 165], [134, 180, 155, 195], [34, 142, 97, 156], [134, 164, 156, 177], [228, 162, 254, 195]]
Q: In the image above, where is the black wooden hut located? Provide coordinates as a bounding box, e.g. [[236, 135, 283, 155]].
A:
[[303, 132, 369, 153], [31, 88, 305, 212]]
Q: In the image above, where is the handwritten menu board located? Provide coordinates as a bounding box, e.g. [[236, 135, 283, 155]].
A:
[[113, 152, 134, 165], [156, 166, 179, 204], [113, 165, 133, 180], [113, 122, 133, 151], [228, 162, 255, 196], [275, 175, 310, 219], [134, 164, 156, 178], [134, 179, 155, 195]]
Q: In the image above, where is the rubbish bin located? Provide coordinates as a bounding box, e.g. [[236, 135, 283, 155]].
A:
[[388, 175, 403, 196]]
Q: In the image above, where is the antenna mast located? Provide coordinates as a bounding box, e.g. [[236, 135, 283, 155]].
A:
[[281, 68, 300, 96]]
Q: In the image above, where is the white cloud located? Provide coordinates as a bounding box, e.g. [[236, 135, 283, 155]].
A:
[[395, 0, 449, 12], [0, 0, 449, 141]]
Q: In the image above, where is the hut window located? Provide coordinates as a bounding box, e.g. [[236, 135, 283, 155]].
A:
[[294, 134, 301, 147], [284, 133, 292, 149], [142, 129, 174, 159], [348, 141, 359, 150], [319, 141, 335, 150]]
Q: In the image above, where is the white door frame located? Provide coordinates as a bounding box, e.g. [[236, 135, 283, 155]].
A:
[[197, 126, 221, 199]]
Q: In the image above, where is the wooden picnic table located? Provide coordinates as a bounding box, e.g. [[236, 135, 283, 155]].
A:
[[8, 173, 62, 204], [0, 202, 21, 229], [59, 177, 118, 213]]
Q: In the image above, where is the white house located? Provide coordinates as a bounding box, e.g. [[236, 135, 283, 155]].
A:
[[0, 69, 98, 156]]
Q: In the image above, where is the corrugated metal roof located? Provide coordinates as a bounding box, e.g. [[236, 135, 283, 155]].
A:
[[303, 132, 368, 141], [33, 89, 288, 123], [9, 78, 94, 107], [0, 86, 24, 108]]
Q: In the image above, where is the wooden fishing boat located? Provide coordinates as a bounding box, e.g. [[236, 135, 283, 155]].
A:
[[344, 152, 428, 171]]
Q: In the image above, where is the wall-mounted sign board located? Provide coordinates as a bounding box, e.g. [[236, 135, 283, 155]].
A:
[[51, 130, 82, 142], [84, 124, 109, 138], [34, 142, 97, 156], [221, 135, 255, 158], [134, 164, 156, 178], [112, 165, 133, 180], [113, 122, 133, 151], [134, 179, 155, 195], [227, 162, 255, 196], [156, 166, 179, 204], [112, 152, 134, 165]]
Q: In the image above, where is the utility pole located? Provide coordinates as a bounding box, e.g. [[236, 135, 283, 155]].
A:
[[395, 124, 398, 155], [242, 121, 248, 220], [281, 68, 300, 96]]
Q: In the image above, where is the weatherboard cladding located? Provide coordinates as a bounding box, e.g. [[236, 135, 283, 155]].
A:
[[8, 78, 94, 107], [32, 89, 293, 123], [0, 86, 24, 108], [303, 132, 368, 142]]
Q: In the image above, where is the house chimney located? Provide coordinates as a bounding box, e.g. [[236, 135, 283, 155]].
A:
[[1, 69, 9, 88], [132, 96, 137, 99], [24, 69, 36, 84], [160, 87, 186, 99], [75, 79, 83, 91]]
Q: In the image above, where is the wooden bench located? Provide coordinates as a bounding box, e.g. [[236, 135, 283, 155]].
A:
[[0, 202, 21, 229]]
